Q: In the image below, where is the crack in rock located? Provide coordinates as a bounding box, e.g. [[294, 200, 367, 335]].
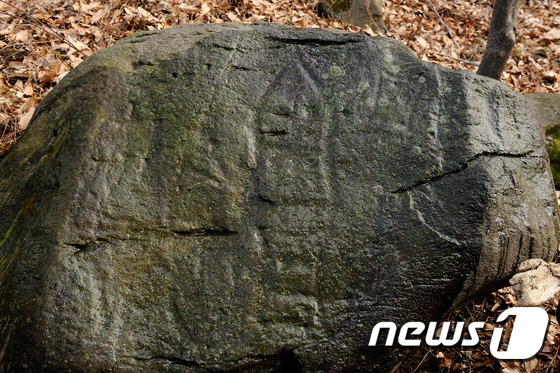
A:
[[267, 36, 363, 46], [134, 356, 202, 367], [171, 228, 237, 237], [392, 151, 535, 194]]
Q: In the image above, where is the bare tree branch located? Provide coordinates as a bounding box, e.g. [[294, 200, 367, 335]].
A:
[[426, 0, 460, 50], [0, 0, 88, 58], [434, 52, 480, 67]]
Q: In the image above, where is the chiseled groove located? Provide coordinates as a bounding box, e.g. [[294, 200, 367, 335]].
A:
[[224, 348, 303, 370], [171, 228, 237, 237], [392, 150, 535, 194], [68, 238, 109, 254], [257, 194, 276, 205], [67, 228, 237, 253], [135, 356, 202, 367], [259, 129, 288, 136], [135, 350, 302, 369], [263, 131, 287, 136], [268, 37, 362, 46]]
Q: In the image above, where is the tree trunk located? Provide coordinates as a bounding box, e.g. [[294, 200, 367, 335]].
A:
[[477, 0, 520, 80]]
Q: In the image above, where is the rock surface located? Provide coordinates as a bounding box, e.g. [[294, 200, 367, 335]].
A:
[[0, 23, 558, 372], [545, 124, 560, 188], [318, 0, 386, 33], [524, 93, 560, 131], [525, 93, 560, 188], [510, 259, 560, 307]]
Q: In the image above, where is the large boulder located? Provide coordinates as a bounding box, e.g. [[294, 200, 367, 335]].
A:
[[524, 93, 560, 131], [0, 23, 558, 372], [524, 93, 560, 188], [318, 0, 387, 34]]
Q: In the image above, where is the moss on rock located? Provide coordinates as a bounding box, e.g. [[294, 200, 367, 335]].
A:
[[0, 23, 558, 372]]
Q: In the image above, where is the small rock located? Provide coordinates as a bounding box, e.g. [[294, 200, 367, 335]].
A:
[[510, 260, 560, 306]]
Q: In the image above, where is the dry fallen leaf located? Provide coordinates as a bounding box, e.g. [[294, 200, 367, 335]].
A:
[[437, 351, 452, 368], [523, 357, 540, 373], [17, 107, 34, 131], [0, 78, 10, 94], [39, 61, 61, 87], [543, 28, 560, 41], [500, 366, 521, 373], [23, 82, 33, 97]]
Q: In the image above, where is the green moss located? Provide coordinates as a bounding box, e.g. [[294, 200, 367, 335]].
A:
[[0, 211, 21, 252], [546, 124, 560, 188], [0, 209, 25, 308]]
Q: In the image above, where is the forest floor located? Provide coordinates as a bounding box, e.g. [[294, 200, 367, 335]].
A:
[[1, 0, 560, 371]]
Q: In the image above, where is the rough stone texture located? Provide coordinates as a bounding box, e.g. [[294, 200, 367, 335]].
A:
[[524, 93, 560, 188], [545, 124, 560, 188], [524, 93, 560, 131], [0, 23, 558, 372], [510, 259, 560, 306], [318, 0, 387, 34]]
